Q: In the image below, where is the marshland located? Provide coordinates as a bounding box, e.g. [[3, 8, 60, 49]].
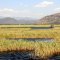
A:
[[0, 25, 60, 60]]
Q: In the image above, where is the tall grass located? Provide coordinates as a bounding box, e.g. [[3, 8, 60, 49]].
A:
[[0, 39, 60, 58], [0, 25, 60, 58], [0, 27, 60, 39]]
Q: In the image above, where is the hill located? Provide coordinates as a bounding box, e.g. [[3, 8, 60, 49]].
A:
[[0, 17, 37, 24], [0, 17, 18, 24], [38, 13, 60, 24], [0, 13, 60, 24]]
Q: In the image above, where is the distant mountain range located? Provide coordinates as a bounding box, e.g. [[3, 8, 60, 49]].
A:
[[0, 13, 60, 24], [0, 17, 37, 24]]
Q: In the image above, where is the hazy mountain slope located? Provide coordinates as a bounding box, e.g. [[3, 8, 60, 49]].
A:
[[0, 13, 60, 24], [38, 13, 60, 24], [0, 17, 37, 24], [0, 17, 19, 24]]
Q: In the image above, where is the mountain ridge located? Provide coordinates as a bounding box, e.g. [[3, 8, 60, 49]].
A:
[[38, 13, 60, 24], [0, 13, 60, 24], [0, 17, 37, 24]]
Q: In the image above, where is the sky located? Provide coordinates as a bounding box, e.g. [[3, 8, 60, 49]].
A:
[[0, 0, 60, 19]]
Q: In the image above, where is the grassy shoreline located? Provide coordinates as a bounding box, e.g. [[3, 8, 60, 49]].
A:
[[0, 25, 60, 59], [0, 39, 60, 58]]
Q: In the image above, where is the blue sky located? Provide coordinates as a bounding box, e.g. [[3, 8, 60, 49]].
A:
[[0, 0, 60, 18]]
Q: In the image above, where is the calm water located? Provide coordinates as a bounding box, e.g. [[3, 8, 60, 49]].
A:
[[1, 26, 53, 30], [8, 38, 54, 42], [0, 51, 39, 60], [49, 54, 60, 60], [31, 27, 53, 30], [24, 38, 53, 42], [0, 51, 60, 60]]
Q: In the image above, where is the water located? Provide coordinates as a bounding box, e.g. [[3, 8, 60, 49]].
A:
[[0, 51, 41, 60], [0, 51, 60, 60], [49, 54, 60, 60], [0, 51, 34, 60], [25, 38, 53, 42], [31, 27, 53, 30], [1, 27, 53, 30], [8, 38, 54, 42]]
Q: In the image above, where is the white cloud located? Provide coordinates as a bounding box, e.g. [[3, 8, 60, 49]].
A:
[[0, 8, 18, 17], [0, 8, 45, 18], [0, 8, 30, 17], [0, 8, 18, 13], [35, 1, 54, 8], [54, 8, 60, 12]]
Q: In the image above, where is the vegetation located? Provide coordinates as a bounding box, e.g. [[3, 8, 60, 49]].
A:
[[0, 25, 60, 39], [0, 39, 60, 58], [38, 13, 60, 24], [0, 25, 60, 59]]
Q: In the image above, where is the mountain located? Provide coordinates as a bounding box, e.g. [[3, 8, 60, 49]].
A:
[[0, 13, 60, 24], [17, 17, 37, 24], [0, 17, 37, 24], [0, 17, 19, 24], [38, 13, 60, 24]]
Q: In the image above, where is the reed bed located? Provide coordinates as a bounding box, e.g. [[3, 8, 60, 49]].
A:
[[0, 25, 60, 58], [0, 39, 60, 58]]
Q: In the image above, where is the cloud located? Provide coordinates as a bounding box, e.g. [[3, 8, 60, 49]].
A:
[[0, 8, 18, 13], [0, 8, 30, 17], [0, 8, 18, 17], [0, 8, 45, 18], [34, 1, 54, 8], [54, 8, 60, 12]]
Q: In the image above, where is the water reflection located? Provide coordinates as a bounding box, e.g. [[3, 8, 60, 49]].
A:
[[0, 51, 60, 60], [0, 51, 35, 60], [49, 53, 60, 60], [0, 48, 59, 60], [8, 38, 54, 42], [31, 27, 53, 30]]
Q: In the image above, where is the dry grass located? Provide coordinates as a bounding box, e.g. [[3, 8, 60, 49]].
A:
[[0, 25, 60, 58], [0, 26, 60, 39], [0, 39, 60, 58]]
